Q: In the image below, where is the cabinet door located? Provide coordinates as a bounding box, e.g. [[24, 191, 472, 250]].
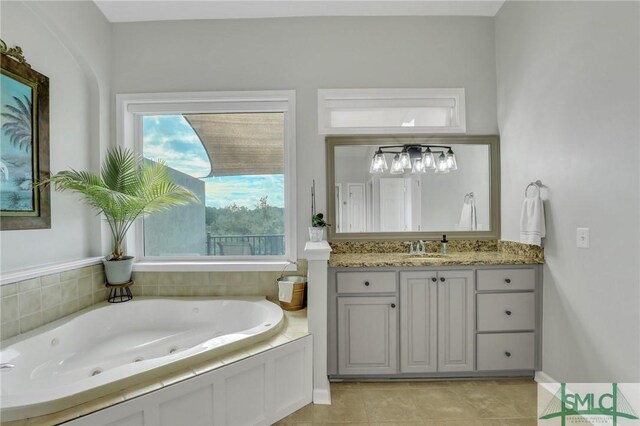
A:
[[400, 272, 437, 373], [437, 270, 475, 372], [338, 296, 398, 375]]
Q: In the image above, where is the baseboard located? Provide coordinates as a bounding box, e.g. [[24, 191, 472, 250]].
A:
[[535, 370, 558, 393], [313, 388, 331, 405]]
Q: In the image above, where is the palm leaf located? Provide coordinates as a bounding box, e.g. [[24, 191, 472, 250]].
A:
[[1, 96, 32, 152], [39, 147, 199, 258]]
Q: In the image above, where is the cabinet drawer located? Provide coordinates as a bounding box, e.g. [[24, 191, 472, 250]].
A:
[[477, 269, 535, 291], [477, 293, 535, 331], [477, 333, 535, 371], [337, 272, 396, 294]]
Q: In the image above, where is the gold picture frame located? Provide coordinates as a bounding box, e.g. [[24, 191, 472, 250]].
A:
[[0, 40, 50, 230]]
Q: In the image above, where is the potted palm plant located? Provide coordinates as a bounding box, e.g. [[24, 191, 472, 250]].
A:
[[39, 147, 199, 284]]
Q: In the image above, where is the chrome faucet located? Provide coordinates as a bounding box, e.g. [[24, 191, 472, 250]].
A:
[[405, 241, 426, 255]]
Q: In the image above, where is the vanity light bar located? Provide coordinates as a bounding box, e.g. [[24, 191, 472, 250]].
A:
[[369, 144, 458, 175]]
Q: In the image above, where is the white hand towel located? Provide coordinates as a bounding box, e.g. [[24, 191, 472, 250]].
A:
[[520, 190, 546, 246], [458, 200, 478, 231], [278, 280, 294, 303]]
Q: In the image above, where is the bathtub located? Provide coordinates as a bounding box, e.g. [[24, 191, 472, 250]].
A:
[[0, 297, 284, 421]]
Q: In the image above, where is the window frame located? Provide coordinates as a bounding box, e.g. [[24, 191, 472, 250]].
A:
[[116, 90, 296, 271], [318, 88, 466, 135]]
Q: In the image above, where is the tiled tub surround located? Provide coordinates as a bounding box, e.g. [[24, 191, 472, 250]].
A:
[[1, 265, 108, 341], [329, 240, 544, 267], [1, 261, 307, 341], [3, 306, 309, 426]]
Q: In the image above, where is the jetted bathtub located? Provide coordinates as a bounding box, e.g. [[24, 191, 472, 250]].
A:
[[0, 297, 284, 421]]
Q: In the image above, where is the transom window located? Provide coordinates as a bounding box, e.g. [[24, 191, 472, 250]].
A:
[[117, 91, 296, 270]]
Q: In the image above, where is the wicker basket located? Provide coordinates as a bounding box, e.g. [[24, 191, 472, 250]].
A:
[[278, 276, 307, 311]]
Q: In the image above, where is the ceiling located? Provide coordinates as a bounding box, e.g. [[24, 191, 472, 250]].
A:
[[94, 1, 505, 23]]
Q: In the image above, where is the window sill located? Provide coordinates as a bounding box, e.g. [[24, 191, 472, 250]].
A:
[[133, 261, 294, 272]]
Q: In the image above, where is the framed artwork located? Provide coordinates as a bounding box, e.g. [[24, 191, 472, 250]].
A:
[[0, 39, 50, 230]]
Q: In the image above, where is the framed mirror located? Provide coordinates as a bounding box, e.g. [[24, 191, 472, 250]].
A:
[[326, 135, 500, 241]]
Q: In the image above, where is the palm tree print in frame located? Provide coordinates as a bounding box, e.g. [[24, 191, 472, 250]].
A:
[[0, 41, 50, 230]]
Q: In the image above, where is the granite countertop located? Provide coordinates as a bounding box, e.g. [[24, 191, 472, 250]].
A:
[[329, 251, 542, 268], [328, 240, 544, 267]]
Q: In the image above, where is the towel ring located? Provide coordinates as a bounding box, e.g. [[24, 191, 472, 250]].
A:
[[525, 180, 543, 197], [464, 192, 474, 203]]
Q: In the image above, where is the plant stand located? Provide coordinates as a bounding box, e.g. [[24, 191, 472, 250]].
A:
[[106, 280, 134, 303]]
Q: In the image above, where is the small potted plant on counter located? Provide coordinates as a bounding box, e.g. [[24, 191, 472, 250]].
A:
[[309, 179, 330, 242], [38, 147, 199, 284]]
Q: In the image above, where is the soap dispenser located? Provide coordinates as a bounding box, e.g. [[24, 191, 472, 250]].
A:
[[440, 235, 448, 255]]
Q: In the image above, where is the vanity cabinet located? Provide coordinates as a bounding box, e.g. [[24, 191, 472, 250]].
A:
[[328, 264, 542, 379], [337, 296, 398, 375], [476, 268, 537, 371], [335, 271, 398, 375], [400, 270, 474, 373]]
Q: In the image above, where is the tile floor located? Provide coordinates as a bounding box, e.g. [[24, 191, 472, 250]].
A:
[[276, 378, 539, 425]]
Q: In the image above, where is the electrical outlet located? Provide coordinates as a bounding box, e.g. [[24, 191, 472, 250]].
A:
[[577, 228, 590, 249]]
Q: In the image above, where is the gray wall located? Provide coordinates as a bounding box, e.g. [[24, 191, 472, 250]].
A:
[[112, 16, 499, 256], [143, 166, 206, 256], [0, 1, 112, 272], [496, 1, 640, 381]]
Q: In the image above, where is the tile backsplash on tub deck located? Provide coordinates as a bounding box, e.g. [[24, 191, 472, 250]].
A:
[[1, 260, 308, 341], [1, 264, 108, 340]]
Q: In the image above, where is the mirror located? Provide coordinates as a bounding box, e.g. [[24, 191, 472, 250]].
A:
[[326, 136, 500, 241]]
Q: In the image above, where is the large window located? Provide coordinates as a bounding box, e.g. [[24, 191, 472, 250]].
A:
[[117, 91, 296, 270]]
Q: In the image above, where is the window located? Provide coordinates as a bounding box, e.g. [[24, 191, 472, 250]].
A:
[[117, 91, 296, 270], [318, 88, 466, 135]]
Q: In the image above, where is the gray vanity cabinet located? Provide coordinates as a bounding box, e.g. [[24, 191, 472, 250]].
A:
[[400, 270, 475, 374], [335, 271, 398, 375], [328, 264, 541, 379]]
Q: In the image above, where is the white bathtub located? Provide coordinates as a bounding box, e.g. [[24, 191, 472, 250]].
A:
[[0, 297, 284, 421]]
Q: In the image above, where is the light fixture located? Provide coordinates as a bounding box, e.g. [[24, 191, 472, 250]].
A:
[[368, 144, 458, 175], [390, 154, 404, 174], [399, 150, 412, 169], [436, 153, 449, 173], [369, 150, 388, 174], [412, 157, 426, 174], [445, 148, 458, 171], [423, 148, 436, 170]]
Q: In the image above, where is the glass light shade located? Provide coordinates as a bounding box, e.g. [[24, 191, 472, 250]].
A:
[[390, 154, 404, 174], [399, 151, 412, 169], [370, 152, 388, 173], [436, 153, 449, 173], [446, 149, 458, 171], [412, 157, 426, 173], [423, 149, 436, 170]]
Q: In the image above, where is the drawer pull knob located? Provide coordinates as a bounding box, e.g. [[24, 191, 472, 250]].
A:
[[431, 277, 437, 282], [505, 310, 512, 316], [364, 281, 370, 286], [390, 303, 396, 308], [505, 351, 512, 357], [440, 277, 446, 282], [505, 278, 512, 284]]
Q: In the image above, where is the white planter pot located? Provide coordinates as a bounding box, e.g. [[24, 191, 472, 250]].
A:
[[103, 256, 135, 284], [308, 227, 325, 242]]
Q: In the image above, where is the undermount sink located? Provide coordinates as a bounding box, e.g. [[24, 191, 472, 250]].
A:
[[403, 252, 446, 258]]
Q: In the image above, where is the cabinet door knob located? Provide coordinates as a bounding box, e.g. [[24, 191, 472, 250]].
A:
[[440, 277, 446, 282], [364, 281, 370, 286], [390, 303, 396, 308], [505, 351, 512, 357], [505, 310, 512, 316], [505, 278, 512, 284], [431, 277, 437, 282]]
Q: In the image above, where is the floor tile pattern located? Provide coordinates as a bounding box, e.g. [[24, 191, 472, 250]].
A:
[[276, 378, 539, 425]]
